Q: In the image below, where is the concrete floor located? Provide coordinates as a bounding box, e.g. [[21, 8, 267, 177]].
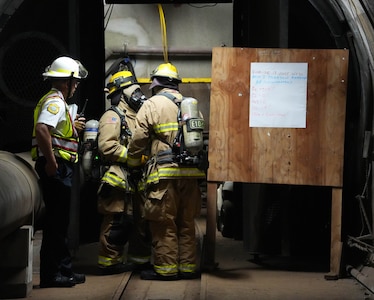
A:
[[14, 210, 370, 300]]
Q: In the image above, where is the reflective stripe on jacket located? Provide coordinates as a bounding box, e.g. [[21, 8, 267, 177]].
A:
[[127, 88, 206, 185], [147, 166, 205, 185], [100, 166, 133, 192], [98, 101, 135, 191], [31, 90, 79, 163]]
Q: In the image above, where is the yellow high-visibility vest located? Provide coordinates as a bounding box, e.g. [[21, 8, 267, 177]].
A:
[[31, 90, 79, 163]]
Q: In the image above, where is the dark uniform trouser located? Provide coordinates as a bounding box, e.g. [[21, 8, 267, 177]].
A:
[[146, 178, 202, 275], [35, 157, 74, 282]]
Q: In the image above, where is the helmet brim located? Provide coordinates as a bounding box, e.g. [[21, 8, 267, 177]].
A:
[[149, 77, 180, 90], [149, 77, 162, 90]]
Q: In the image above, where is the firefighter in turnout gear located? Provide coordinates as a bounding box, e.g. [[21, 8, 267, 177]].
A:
[[31, 56, 88, 288], [127, 62, 205, 281], [97, 70, 151, 275]]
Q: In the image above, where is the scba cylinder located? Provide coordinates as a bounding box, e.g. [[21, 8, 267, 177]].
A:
[[83, 119, 99, 142], [82, 119, 99, 177], [180, 97, 205, 154]]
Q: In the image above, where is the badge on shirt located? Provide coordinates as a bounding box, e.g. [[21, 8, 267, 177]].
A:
[[47, 103, 60, 115]]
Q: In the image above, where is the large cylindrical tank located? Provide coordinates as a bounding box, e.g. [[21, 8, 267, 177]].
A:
[[0, 151, 44, 240], [180, 97, 204, 155]]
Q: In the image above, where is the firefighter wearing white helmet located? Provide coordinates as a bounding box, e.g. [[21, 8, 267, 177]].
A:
[[96, 70, 151, 275], [127, 62, 205, 281], [43, 56, 88, 80], [31, 56, 88, 288]]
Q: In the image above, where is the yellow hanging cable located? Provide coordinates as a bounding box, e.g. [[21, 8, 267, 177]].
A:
[[158, 4, 168, 63]]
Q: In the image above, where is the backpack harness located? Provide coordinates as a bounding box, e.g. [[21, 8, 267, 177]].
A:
[[156, 92, 207, 169], [82, 106, 131, 181]]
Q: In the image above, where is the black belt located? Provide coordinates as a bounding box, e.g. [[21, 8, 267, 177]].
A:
[[156, 149, 176, 164]]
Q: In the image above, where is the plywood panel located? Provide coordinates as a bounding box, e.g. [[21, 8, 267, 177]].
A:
[[208, 47, 348, 187]]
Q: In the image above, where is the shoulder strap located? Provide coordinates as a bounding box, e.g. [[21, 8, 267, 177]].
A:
[[107, 106, 132, 139], [157, 92, 182, 106], [156, 92, 184, 152]]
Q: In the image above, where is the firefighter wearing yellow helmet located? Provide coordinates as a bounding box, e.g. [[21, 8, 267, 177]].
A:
[[149, 62, 182, 92], [127, 62, 205, 280], [97, 70, 151, 275], [31, 56, 88, 288]]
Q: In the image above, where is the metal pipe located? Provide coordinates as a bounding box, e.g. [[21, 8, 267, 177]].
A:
[[105, 46, 213, 60], [347, 265, 374, 294], [0, 151, 44, 240]]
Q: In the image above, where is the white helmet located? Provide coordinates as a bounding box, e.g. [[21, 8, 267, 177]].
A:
[[43, 56, 88, 79]]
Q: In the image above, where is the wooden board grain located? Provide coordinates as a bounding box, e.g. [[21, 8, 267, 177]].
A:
[[208, 47, 348, 187]]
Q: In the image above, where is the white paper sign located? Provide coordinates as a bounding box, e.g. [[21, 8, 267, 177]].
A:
[[249, 62, 308, 128]]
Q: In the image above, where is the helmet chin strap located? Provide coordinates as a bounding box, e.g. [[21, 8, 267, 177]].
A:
[[110, 91, 122, 106], [66, 72, 74, 99]]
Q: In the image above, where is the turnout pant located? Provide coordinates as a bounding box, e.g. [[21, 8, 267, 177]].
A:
[[145, 179, 202, 276], [97, 184, 133, 267]]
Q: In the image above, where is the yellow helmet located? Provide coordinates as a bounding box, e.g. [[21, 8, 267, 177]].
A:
[[106, 71, 136, 97], [43, 56, 88, 79], [150, 63, 181, 82]]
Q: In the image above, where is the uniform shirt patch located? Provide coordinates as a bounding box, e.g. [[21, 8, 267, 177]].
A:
[[47, 103, 60, 115]]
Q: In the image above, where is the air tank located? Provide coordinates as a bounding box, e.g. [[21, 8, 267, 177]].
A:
[[180, 97, 205, 155], [83, 119, 99, 142], [0, 151, 44, 240], [82, 119, 99, 177]]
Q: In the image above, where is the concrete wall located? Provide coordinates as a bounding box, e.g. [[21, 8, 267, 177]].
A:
[[104, 3, 233, 78], [104, 3, 233, 124]]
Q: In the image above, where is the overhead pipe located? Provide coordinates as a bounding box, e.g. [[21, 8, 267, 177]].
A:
[[105, 45, 214, 84], [105, 45, 213, 60], [0, 151, 44, 240]]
